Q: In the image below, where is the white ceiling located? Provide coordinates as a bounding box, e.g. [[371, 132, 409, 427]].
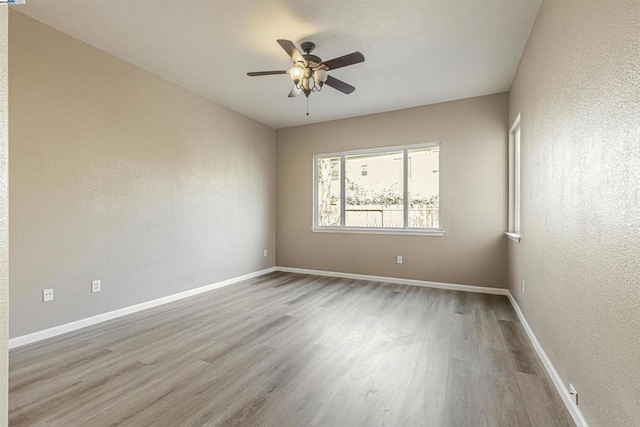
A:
[[16, 0, 540, 129]]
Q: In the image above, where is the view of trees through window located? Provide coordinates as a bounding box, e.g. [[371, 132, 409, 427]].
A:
[[346, 150, 404, 227], [408, 147, 440, 228], [316, 156, 341, 227], [316, 145, 440, 230]]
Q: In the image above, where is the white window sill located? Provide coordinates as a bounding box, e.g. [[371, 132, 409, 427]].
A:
[[505, 232, 521, 243], [312, 227, 445, 237]]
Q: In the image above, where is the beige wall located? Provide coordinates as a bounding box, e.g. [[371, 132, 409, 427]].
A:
[[0, 6, 8, 426], [8, 11, 276, 338], [277, 94, 508, 288], [508, 1, 640, 426]]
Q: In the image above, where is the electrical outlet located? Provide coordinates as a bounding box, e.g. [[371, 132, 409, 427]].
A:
[[396, 255, 403, 264], [264, 250, 268, 257], [91, 280, 101, 293], [43, 288, 54, 302], [569, 383, 578, 405], [522, 281, 526, 294]]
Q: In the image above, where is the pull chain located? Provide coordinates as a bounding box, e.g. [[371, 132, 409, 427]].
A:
[[306, 97, 309, 116]]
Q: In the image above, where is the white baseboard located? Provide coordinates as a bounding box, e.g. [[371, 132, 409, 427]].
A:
[[275, 266, 509, 296], [9, 267, 276, 350], [507, 293, 588, 427]]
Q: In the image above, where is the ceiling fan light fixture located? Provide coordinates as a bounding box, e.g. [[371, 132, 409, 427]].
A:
[[313, 69, 328, 85], [289, 65, 304, 82]]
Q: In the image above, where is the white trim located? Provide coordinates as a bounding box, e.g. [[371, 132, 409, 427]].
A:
[[9, 267, 276, 349], [403, 149, 409, 227], [315, 141, 442, 159], [311, 227, 445, 237], [505, 232, 521, 243], [275, 266, 508, 295], [340, 155, 346, 228], [507, 292, 588, 427], [509, 114, 521, 235]]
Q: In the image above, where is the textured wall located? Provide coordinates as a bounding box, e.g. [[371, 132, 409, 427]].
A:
[[8, 11, 276, 338], [277, 94, 508, 288], [508, 1, 640, 425], [0, 6, 8, 425]]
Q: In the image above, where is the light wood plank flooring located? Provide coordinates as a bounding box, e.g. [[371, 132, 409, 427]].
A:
[[9, 272, 574, 426]]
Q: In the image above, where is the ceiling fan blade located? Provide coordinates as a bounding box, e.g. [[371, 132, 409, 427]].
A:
[[325, 75, 356, 94], [320, 52, 365, 70], [247, 70, 289, 77], [277, 39, 306, 65], [288, 85, 302, 98]]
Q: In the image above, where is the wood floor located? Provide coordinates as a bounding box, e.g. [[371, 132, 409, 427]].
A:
[[9, 272, 573, 426]]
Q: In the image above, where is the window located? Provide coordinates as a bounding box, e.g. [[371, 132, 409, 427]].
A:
[[314, 143, 443, 235], [507, 115, 521, 242]]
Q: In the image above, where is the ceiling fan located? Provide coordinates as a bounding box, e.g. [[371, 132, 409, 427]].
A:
[[247, 40, 365, 100]]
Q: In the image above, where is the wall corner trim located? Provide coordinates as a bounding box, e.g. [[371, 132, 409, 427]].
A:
[[9, 267, 277, 350], [275, 266, 509, 295], [507, 292, 589, 427]]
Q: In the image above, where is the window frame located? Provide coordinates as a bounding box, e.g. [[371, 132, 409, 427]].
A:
[[507, 114, 521, 242], [312, 142, 444, 236]]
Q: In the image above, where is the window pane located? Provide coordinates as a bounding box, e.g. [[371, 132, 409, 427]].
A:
[[316, 156, 341, 226], [408, 146, 439, 228], [345, 151, 404, 228]]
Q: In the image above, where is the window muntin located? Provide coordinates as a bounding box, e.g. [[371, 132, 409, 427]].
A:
[[314, 143, 441, 233]]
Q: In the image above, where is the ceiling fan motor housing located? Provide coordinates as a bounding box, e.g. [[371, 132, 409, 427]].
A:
[[303, 55, 323, 68], [300, 42, 324, 68], [300, 41, 316, 54]]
